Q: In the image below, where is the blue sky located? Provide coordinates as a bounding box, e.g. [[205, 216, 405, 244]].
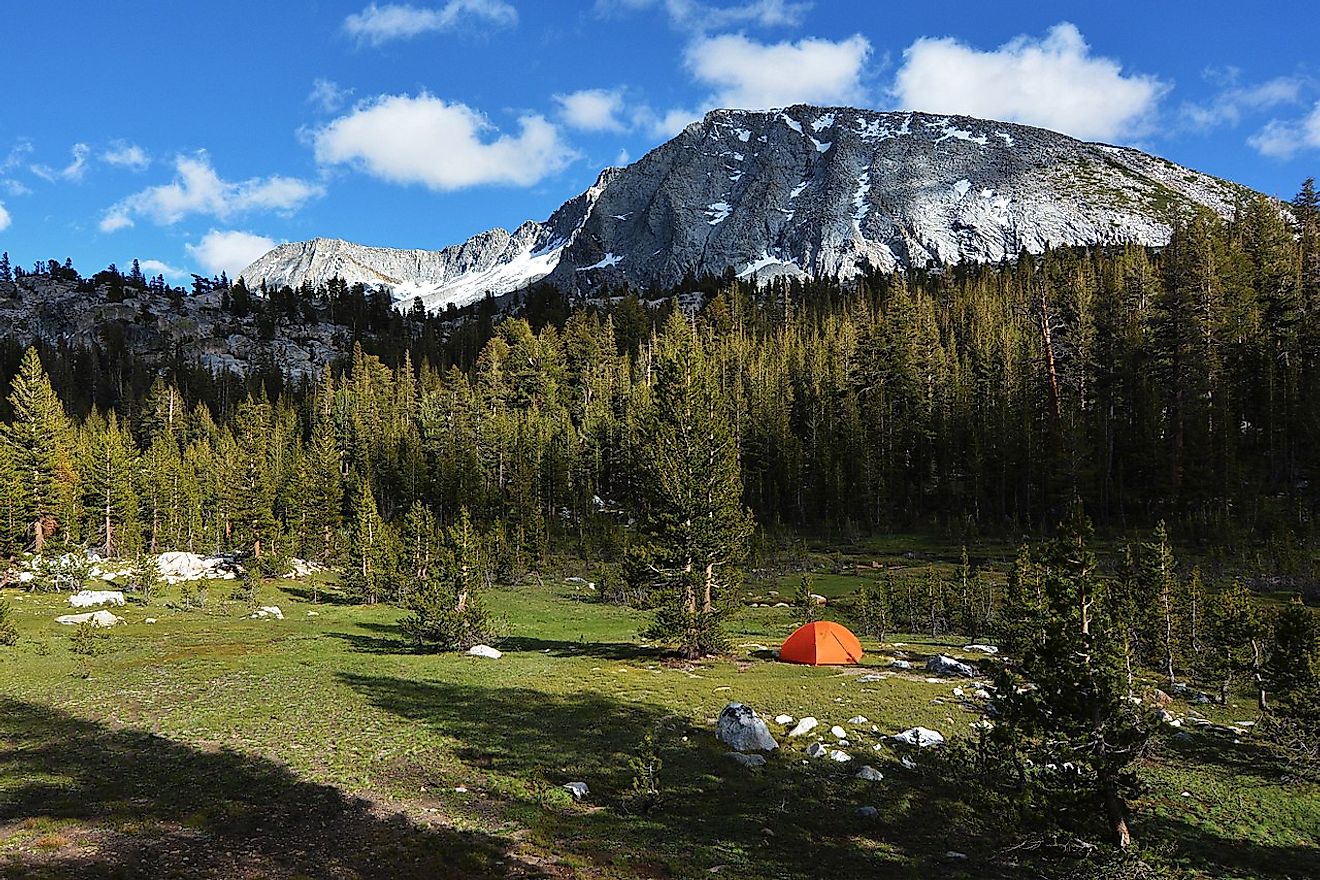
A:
[[1, 0, 1318, 282]]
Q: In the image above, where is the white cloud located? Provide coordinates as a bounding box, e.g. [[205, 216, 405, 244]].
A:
[[892, 23, 1167, 142], [102, 141, 151, 171], [186, 230, 279, 278], [137, 259, 187, 280], [598, 0, 809, 31], [555, 88, 627, 132], [615, 147, 631, 165], [343, 1, 517, 46], [99, 152, 323, 232], [313, 93, 575, 189], [1249, 101, 1320, 159], [2, 179, 30, 197], [32, 143, 91, 182], [1181, 74, 1302, 131], [0, 202, 10, 232], [309, 78, 353, 113], [685, 33, 871, 110], [634, 105, 704, 138]]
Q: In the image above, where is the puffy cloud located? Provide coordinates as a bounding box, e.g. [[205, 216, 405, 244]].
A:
[[555, 88, 627, 132], [343, 1, 517, 46], [137, 259, 187, 280], [309, 78, 353, 113], [597, 0, 809, 31], [99, 153, 323, 232], [892, 23, 1167, 142], [101, 141, 151, 171], [0, 201, 10, 231], [186, 230, 279, 278], [32, 143, 90, 182], [1249, 101, 1320, 159], [1181, 72, 1303, 131], [685, 33, 871, 110], [313, 93, 575, 189]]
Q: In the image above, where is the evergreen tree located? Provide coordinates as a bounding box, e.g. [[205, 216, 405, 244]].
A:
[[401, 507, 499, 650], [82, 411, 142, 558], [0, 595, 18, 646], [1205, 580, 1267, 709], [988, 506, 1156, 849], [4, 348, 79, 550], [341, 480, 394, 604], [633, 311, 754, 659]]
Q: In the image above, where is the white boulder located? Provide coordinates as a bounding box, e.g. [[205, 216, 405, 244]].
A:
[[831, 725, 848, 739], [468, 644, 502, 659], [806, 742, 827, 758], [717, 703, 779, 752], [563, 782, 589, 800], [69, 590, 126, 608], [55, 609, 124, 627], [891, 726, 945, 748], [249, 606, 284, 620], [774, 714, 795, 725], [963, 644, 999, 654], [848, 715, 869, 725], [856, 765, 883, 781], [787, 716, 818, 737], [829, 749, 852, 762], [926, 655, 977, 677]]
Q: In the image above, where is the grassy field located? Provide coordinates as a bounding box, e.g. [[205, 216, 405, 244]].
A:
[[0, 562, 1317, 879]]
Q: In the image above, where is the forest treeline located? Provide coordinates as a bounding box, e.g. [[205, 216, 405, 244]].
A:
[[0, 184, 1319, 568]]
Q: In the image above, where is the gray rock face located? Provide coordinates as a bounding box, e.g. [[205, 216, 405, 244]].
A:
[[717, 703, 779, 752], [241, 105, 1251, 310]]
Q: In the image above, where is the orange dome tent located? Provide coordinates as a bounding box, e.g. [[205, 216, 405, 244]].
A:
[[779, 620, 864, 665]]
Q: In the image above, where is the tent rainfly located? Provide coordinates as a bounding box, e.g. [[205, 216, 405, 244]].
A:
[[779, 620, 864, 665]]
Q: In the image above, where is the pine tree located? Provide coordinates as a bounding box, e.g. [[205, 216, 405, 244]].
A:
[[1140, 522, 1183, 687], [82, 411, 142, 558], [0, 251, 11, 283], [988, 505, 1156, 850], [634, 310, 754, 659], [4, 347, 79, 550], [341, 479, 394, 604], [401, 507, 499, 650], [1206, 580, 1267, 709], [300, 399, 344, 562], [853, 578, 891, 642], [0, 595, 18, 646]]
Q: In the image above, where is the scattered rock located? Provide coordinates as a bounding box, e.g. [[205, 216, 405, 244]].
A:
[[249, 606, 284, 620], [787, 716, 818, 737], [563, 782, 589, 800], [891, 727, 945, 748], [888, 659, 912, 669], [144, 617, 157, 624], [728, 752, 767, 769], [1151, 688, 1173, 708], [963, 644, 999, 654], [926, 655, 977, 677], [856, 806, 878, 819], [307, 611, 319, 616], [284, 557, 326, 578], [468, 644, 502, 659], [829, 749, 852, 762], [830, 725, 847, 739], [774, 714, 795, 725], [856, 765, 883, 781], [69, 589, 125, 608], [717, 703, 779, 752], [807, 742, 827, 758], [859, 673, 886, 682], [944, 851, 968, 860], [809, 593, 827, 606], [848, 715, 869, 725], [55, 610, 124, 627]]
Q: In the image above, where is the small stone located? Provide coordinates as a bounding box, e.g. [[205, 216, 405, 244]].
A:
[[468, 644, 502, 659], [831, 725, 847, 739], [774, 714, 794, 724], [807, 742, 827, 758], [944, 851, 968, 860], [856, 805, 878, 819], [716, 703, 779, 752], [144, 617, 157, 624], [563, 782, 589, 800], [926, 655, 977, 677], [848, 715, 869, 725], [856, 765, 883, 781]]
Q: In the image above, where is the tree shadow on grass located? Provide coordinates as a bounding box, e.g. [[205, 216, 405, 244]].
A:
[[1146, 814, 1320, 879], [339, 672, 1010, 879], [496, 636, 658, 661], [0, 698, 545, 879]]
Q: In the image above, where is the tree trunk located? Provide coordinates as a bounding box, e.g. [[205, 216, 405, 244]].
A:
[[1104, 781, 1133, 849]]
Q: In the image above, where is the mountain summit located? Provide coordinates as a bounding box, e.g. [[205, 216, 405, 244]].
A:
[[240, 105, 1250, 310]]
